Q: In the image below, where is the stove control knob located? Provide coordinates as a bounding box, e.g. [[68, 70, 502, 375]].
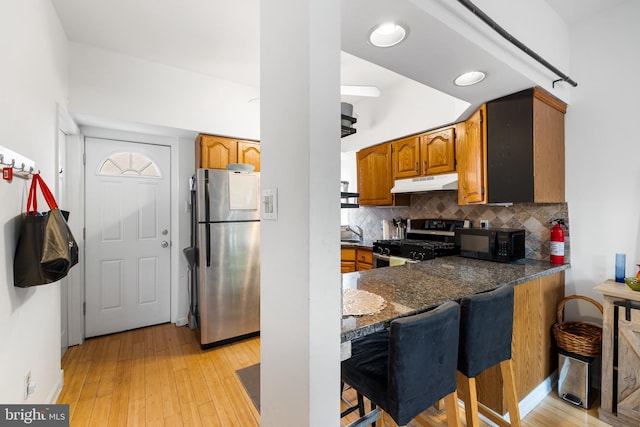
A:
[[418, 253, 425, 261], [409, 251, 417, 260], [383, 248, 391, 256]]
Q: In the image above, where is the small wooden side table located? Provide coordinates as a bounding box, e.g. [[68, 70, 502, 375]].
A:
[[594, 280, 640, 427]]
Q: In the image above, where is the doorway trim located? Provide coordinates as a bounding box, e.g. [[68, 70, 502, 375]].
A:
[[60, 117, 197, 345], [57, 105, 84, 347], [78, 124, 196, 330]]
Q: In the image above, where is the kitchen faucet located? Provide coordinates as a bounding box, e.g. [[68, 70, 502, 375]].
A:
[[345, 224, 363, 242]]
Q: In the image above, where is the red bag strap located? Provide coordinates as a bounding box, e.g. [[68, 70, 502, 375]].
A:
[[26, 174, 59, 215], [26, 175, 38, 215], [36, 174, 59, 209]]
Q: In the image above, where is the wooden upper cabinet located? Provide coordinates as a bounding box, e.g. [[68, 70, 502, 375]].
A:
[[237, 140, 261, 172], [357, 143, 409, 206], [485, 87, 566, 203], [457, 105, 487, 205], [197, 134, 260, 170], [457, 87, 566, 205], [421, 127, 456, 175], [199, 135, 236, 169], [532, 90, 565, 202], [392, 135, 421, 179], [357, 144, 394, 206]]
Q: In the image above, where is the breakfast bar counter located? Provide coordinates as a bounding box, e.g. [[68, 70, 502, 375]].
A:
[[342, 256, 569, 342], [341, 256, 570, 416]]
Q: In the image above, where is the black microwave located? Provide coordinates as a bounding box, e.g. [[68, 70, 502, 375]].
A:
[[455, 228, 525, 263]]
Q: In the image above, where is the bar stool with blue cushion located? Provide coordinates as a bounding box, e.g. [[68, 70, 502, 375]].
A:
[[341, 301, 462, 427], [457, 285, 521, 427]]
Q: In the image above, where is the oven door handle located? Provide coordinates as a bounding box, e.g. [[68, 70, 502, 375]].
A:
[[373, 253, 419, 264]]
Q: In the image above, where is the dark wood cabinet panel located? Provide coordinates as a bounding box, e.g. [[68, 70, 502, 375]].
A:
[[486, 87, 565, 203]]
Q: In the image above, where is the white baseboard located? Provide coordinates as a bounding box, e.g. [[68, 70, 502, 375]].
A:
[[459, 370, 557, 426], [516, 370, 557, 419], [47, 369, 65, 404], [175, 317, 189, 327]]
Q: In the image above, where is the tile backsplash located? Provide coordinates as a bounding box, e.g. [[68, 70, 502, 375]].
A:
[[343, 190, 570, 262]]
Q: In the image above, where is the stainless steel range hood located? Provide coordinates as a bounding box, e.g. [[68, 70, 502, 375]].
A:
[[391, 172, 458, 193]]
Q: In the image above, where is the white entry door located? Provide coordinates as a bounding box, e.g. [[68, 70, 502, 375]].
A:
[[85, 138, 171, 337]]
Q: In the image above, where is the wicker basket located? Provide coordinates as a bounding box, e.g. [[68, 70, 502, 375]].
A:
[[552, 295, 603, 357]]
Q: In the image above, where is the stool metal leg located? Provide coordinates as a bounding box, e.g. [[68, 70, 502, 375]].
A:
[[345, 408, 380, 427]]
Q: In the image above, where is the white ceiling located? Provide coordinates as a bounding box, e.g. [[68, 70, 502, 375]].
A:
[[50, 0, 624, 117], [548, 0, 627, 24]]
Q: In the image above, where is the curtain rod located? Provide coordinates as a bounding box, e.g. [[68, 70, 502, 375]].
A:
[[456, 0, 578, 88]]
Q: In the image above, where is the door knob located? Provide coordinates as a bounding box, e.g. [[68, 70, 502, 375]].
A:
[[161, 241, 169, 248]]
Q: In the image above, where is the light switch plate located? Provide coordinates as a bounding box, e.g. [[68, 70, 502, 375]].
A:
[[262, 188, 278, 220]]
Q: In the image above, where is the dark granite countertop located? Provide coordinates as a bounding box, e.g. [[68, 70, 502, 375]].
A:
[[340, 239, 374, 250], [341, 256, 570, 342]]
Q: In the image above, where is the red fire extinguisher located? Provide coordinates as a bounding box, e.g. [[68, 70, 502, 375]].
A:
[[550, 219, 565, 265]]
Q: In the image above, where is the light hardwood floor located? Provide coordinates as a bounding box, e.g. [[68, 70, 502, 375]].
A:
[[58, 323, 611, 426]]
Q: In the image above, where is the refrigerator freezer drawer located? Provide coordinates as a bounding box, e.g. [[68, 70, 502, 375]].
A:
[[197, 220, 260, 346]]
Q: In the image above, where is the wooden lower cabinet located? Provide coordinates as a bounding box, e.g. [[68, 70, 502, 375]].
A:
[[341, 247, 356, 273], [341, 247, 372, 272], [356, 248, 373, 271], [476, 271, 565, 414], [595, 280, 640, 426]]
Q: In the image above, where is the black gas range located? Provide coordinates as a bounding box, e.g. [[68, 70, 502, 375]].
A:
[[373, 219, 465, 267]]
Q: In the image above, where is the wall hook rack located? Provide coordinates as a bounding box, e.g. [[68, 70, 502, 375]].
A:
[[0, 145, 38, 180]]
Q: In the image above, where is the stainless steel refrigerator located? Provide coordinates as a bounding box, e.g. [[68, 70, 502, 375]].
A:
[[192, 168, 260, 347]]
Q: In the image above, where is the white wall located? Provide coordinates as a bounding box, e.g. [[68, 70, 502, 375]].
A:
[[0, 1, 68, 403], [564, 0, 640, 315], [69, 42, 261, 141], [67, 42, 261, 334], [340, 79, 470, 153], [339, 78, 470, 225], [260, 0, 341, 424]]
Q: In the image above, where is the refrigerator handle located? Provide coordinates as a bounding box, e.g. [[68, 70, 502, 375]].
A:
[[204, 170, 211, 267], [206, 223, 211, 267]]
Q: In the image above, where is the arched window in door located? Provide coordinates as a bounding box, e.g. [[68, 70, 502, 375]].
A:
[[97, 152, 161, 178]]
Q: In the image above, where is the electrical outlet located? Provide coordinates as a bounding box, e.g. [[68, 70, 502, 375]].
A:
[[480, 220, 489, 229], [24, 369, 31, 400]]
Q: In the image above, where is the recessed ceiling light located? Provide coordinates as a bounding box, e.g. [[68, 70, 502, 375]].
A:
[[454, 71, 486, 87], [369, 23, 407, 48]]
